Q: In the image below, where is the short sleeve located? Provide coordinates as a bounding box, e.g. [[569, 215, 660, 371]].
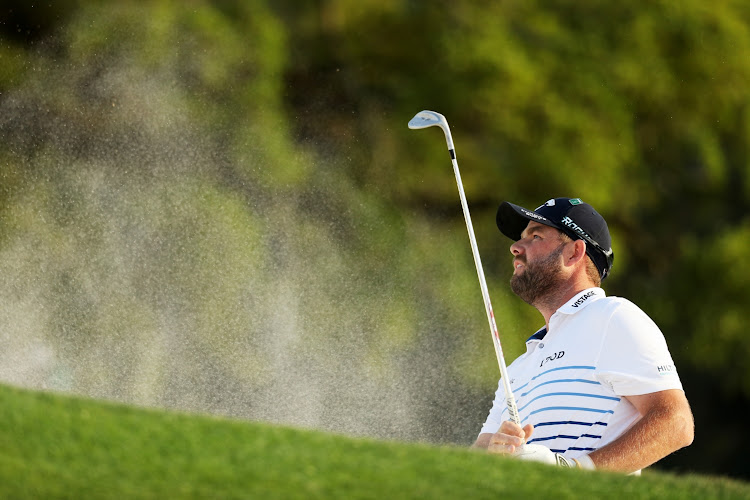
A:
[[594, 300, 683, 396]]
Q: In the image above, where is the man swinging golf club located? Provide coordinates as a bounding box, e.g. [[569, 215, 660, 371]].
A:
[[406, 112, 692, 473], [473, 197, 694, 473]]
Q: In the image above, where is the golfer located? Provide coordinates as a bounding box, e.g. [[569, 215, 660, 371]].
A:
[[473, 197, 693, 473]]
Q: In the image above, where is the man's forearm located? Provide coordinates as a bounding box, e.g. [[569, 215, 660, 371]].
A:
[[588, 393, 694, 473]]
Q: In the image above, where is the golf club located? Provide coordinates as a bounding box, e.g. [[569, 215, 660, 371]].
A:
[[408, 110, 521, 426]]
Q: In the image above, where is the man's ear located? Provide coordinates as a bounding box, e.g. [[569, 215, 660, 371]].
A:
[[566, 239, 588, 267]]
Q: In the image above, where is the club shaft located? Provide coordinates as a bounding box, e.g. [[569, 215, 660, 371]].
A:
[[449, 152, 521, 426], [408, 110, 521, 426]]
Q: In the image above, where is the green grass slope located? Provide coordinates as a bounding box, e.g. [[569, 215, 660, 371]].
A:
[[0, 384, 745, 499]]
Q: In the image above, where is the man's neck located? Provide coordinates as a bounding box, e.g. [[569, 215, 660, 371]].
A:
[[536, 280, 597, 331]]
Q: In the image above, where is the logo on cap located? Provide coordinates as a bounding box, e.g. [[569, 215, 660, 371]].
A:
[[521, 208, 546, 221], [536, 199, 556, 210], [560, 215, 591, 240]]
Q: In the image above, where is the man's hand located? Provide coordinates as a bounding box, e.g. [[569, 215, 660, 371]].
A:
[[486, 420, 534, 455], [514, 444, 595, 469], [479, 421, 596, 469]]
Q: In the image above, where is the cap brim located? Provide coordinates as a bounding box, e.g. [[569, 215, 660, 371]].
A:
[[496, 202, 559, 240]]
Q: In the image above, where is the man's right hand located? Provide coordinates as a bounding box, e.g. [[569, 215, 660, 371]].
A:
[[487, 420, 535, 455]]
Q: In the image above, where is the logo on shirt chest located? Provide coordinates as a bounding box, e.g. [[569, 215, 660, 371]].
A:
[[540, 350, 565, 367]]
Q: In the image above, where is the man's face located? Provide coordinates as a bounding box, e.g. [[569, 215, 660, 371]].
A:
[[509, 222, 567, 305]]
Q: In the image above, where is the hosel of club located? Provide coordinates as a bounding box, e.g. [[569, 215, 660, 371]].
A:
[[449, 152, 521, 426]]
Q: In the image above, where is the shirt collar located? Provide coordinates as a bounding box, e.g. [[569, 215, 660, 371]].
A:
[[556, 287, 606, 315], [525, 288, 606, 343], [526, 326, 548, 343]]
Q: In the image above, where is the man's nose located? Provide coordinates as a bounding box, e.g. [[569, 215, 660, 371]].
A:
[[510, 240, 523, 256]]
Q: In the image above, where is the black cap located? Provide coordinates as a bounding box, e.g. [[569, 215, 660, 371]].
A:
[[496, 197, 614, 279]]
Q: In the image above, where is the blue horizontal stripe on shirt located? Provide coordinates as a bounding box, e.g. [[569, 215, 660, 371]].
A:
[[550, 447, 598, 453], [534, 420, 608, 428], [521, 406, 615, 424], [528, 433, 602, 445], [521, 379, 601, 397], [530, 406, 615, 415], [518, 392, 621, 413], [532, 365, 596, 381], [500, 396, 617, 420], [514, 366, 596, 392], [529, 435, 578, 442]]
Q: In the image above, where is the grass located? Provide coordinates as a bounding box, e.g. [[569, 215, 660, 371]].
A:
[[0, 383, 747, 499]]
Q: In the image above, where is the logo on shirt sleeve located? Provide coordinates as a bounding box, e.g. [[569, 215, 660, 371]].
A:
[[657, 364, 677, 376]]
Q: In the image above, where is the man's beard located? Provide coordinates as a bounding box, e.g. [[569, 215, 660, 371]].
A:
[[510, 245, 566, 306]]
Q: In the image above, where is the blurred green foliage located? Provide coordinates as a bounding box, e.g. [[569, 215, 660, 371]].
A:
[[0, 0, 749, 479]]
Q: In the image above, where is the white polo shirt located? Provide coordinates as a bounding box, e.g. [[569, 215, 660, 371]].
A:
[[480, 288, 683, 459]]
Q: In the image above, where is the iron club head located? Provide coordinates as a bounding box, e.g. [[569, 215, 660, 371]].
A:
[[408, 110, 455, 152], [408, 110, 447, 130]]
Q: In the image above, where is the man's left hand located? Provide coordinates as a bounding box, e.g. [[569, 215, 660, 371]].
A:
[[514, 444, 595, 469]]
